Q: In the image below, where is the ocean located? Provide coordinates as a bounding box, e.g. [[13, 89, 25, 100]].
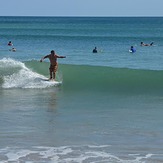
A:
[[0, 16, 163, 162]]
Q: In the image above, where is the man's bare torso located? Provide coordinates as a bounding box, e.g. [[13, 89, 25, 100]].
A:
[[47, 54, 57, 66]]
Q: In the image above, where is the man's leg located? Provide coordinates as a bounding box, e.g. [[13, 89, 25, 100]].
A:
[[53, 64, 58, 80], [53, 72, 56, 80], [49, 68, 53, 79]]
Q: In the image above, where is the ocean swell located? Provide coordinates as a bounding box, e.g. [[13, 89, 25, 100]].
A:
[[59, 64, 163, 94], [1, 58, 163, 94]]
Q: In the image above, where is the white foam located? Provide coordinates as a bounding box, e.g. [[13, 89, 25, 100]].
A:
[[3, 69, 60, 89], [0, 57, 27, 69], [0, 147, 37, 162], [6, 150, 36, 162], [0, 145, 157, 163], [1, 58, 61, 89]]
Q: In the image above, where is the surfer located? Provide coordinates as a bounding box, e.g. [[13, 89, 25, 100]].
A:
[[140, 42, 154, 46], [92, 47, 97, 53], [8, 41, 13, 46], [129, 46, 136, 53], [40, 50, 66, 80], [9, 47, 16, 52]]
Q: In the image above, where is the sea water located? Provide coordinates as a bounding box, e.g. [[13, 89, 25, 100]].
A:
[[1, 17, 163, 162]]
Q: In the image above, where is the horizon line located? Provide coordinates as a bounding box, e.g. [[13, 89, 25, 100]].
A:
[[0, 15, 163, 18]]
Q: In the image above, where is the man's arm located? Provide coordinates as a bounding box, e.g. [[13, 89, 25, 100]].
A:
[[40, 55, 49, 62], [58, 56, 66, 58], [56, 55, 66, 59]]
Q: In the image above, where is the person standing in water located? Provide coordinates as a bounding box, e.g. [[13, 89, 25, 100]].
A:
[[40, 50, 66, 80], [8, 41, 13, 46], [92, 47, 98, 53]]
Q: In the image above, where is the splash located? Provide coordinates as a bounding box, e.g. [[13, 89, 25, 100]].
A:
[[0, 145, 156, 163], [0, 58, 61, 89]]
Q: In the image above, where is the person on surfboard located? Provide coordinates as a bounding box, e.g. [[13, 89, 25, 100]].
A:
[[140, 42, 154, 46], [129, 46, 136, 53], [40, 50, 66, 80]]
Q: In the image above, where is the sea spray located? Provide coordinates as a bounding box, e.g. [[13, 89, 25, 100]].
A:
[[0, 58, 61, 88]]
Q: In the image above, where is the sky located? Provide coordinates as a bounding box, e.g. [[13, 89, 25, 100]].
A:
[[1, 0, 163, 17]]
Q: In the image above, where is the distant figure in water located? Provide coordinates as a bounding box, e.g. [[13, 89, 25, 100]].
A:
[[129, 46, 136, 53], [8, 41, 13, 46], [140, 42, 154, 46], [92, 47, 97, 53], [9, 47, 16, 52], [40, 50, 66, 80]]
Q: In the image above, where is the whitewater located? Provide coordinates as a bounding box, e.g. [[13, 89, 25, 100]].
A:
[[0, 58, 61, 89]]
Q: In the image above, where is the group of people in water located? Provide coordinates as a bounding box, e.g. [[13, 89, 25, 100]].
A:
[[93, 41, 154, 54], [6, 40, 154, 81], [37, 42, 154, 81], [7, 40, 66, 81], [129, 41, 154, 53]]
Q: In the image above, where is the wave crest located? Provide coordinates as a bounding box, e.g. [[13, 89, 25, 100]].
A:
[[0, 58, 61, 89]]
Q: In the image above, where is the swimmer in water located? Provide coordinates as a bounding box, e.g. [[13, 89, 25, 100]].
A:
[[92, 47, 97, 53], [8, 41, 13, 46], [140, 42, 154, 46], [129, 46, 136, 53], [9, 47, 16, 52]]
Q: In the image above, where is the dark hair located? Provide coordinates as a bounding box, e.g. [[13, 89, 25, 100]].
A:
[[51, 50, 55, 54]]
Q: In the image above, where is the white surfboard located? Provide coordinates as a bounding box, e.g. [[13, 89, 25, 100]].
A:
[[41, 77, 62, 85]]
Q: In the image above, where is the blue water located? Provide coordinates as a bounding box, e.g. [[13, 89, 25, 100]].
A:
[[1, 17, 163, 70], [0, 17, 163, 162]]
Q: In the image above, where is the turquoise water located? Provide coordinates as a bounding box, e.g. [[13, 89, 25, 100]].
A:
[[1, 17, 163, 70], [1, 17, 163, 162]]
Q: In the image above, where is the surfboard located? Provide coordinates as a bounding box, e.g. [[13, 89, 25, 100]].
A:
[[43, 78, 55, 82], [41, 77, 62, 85]]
